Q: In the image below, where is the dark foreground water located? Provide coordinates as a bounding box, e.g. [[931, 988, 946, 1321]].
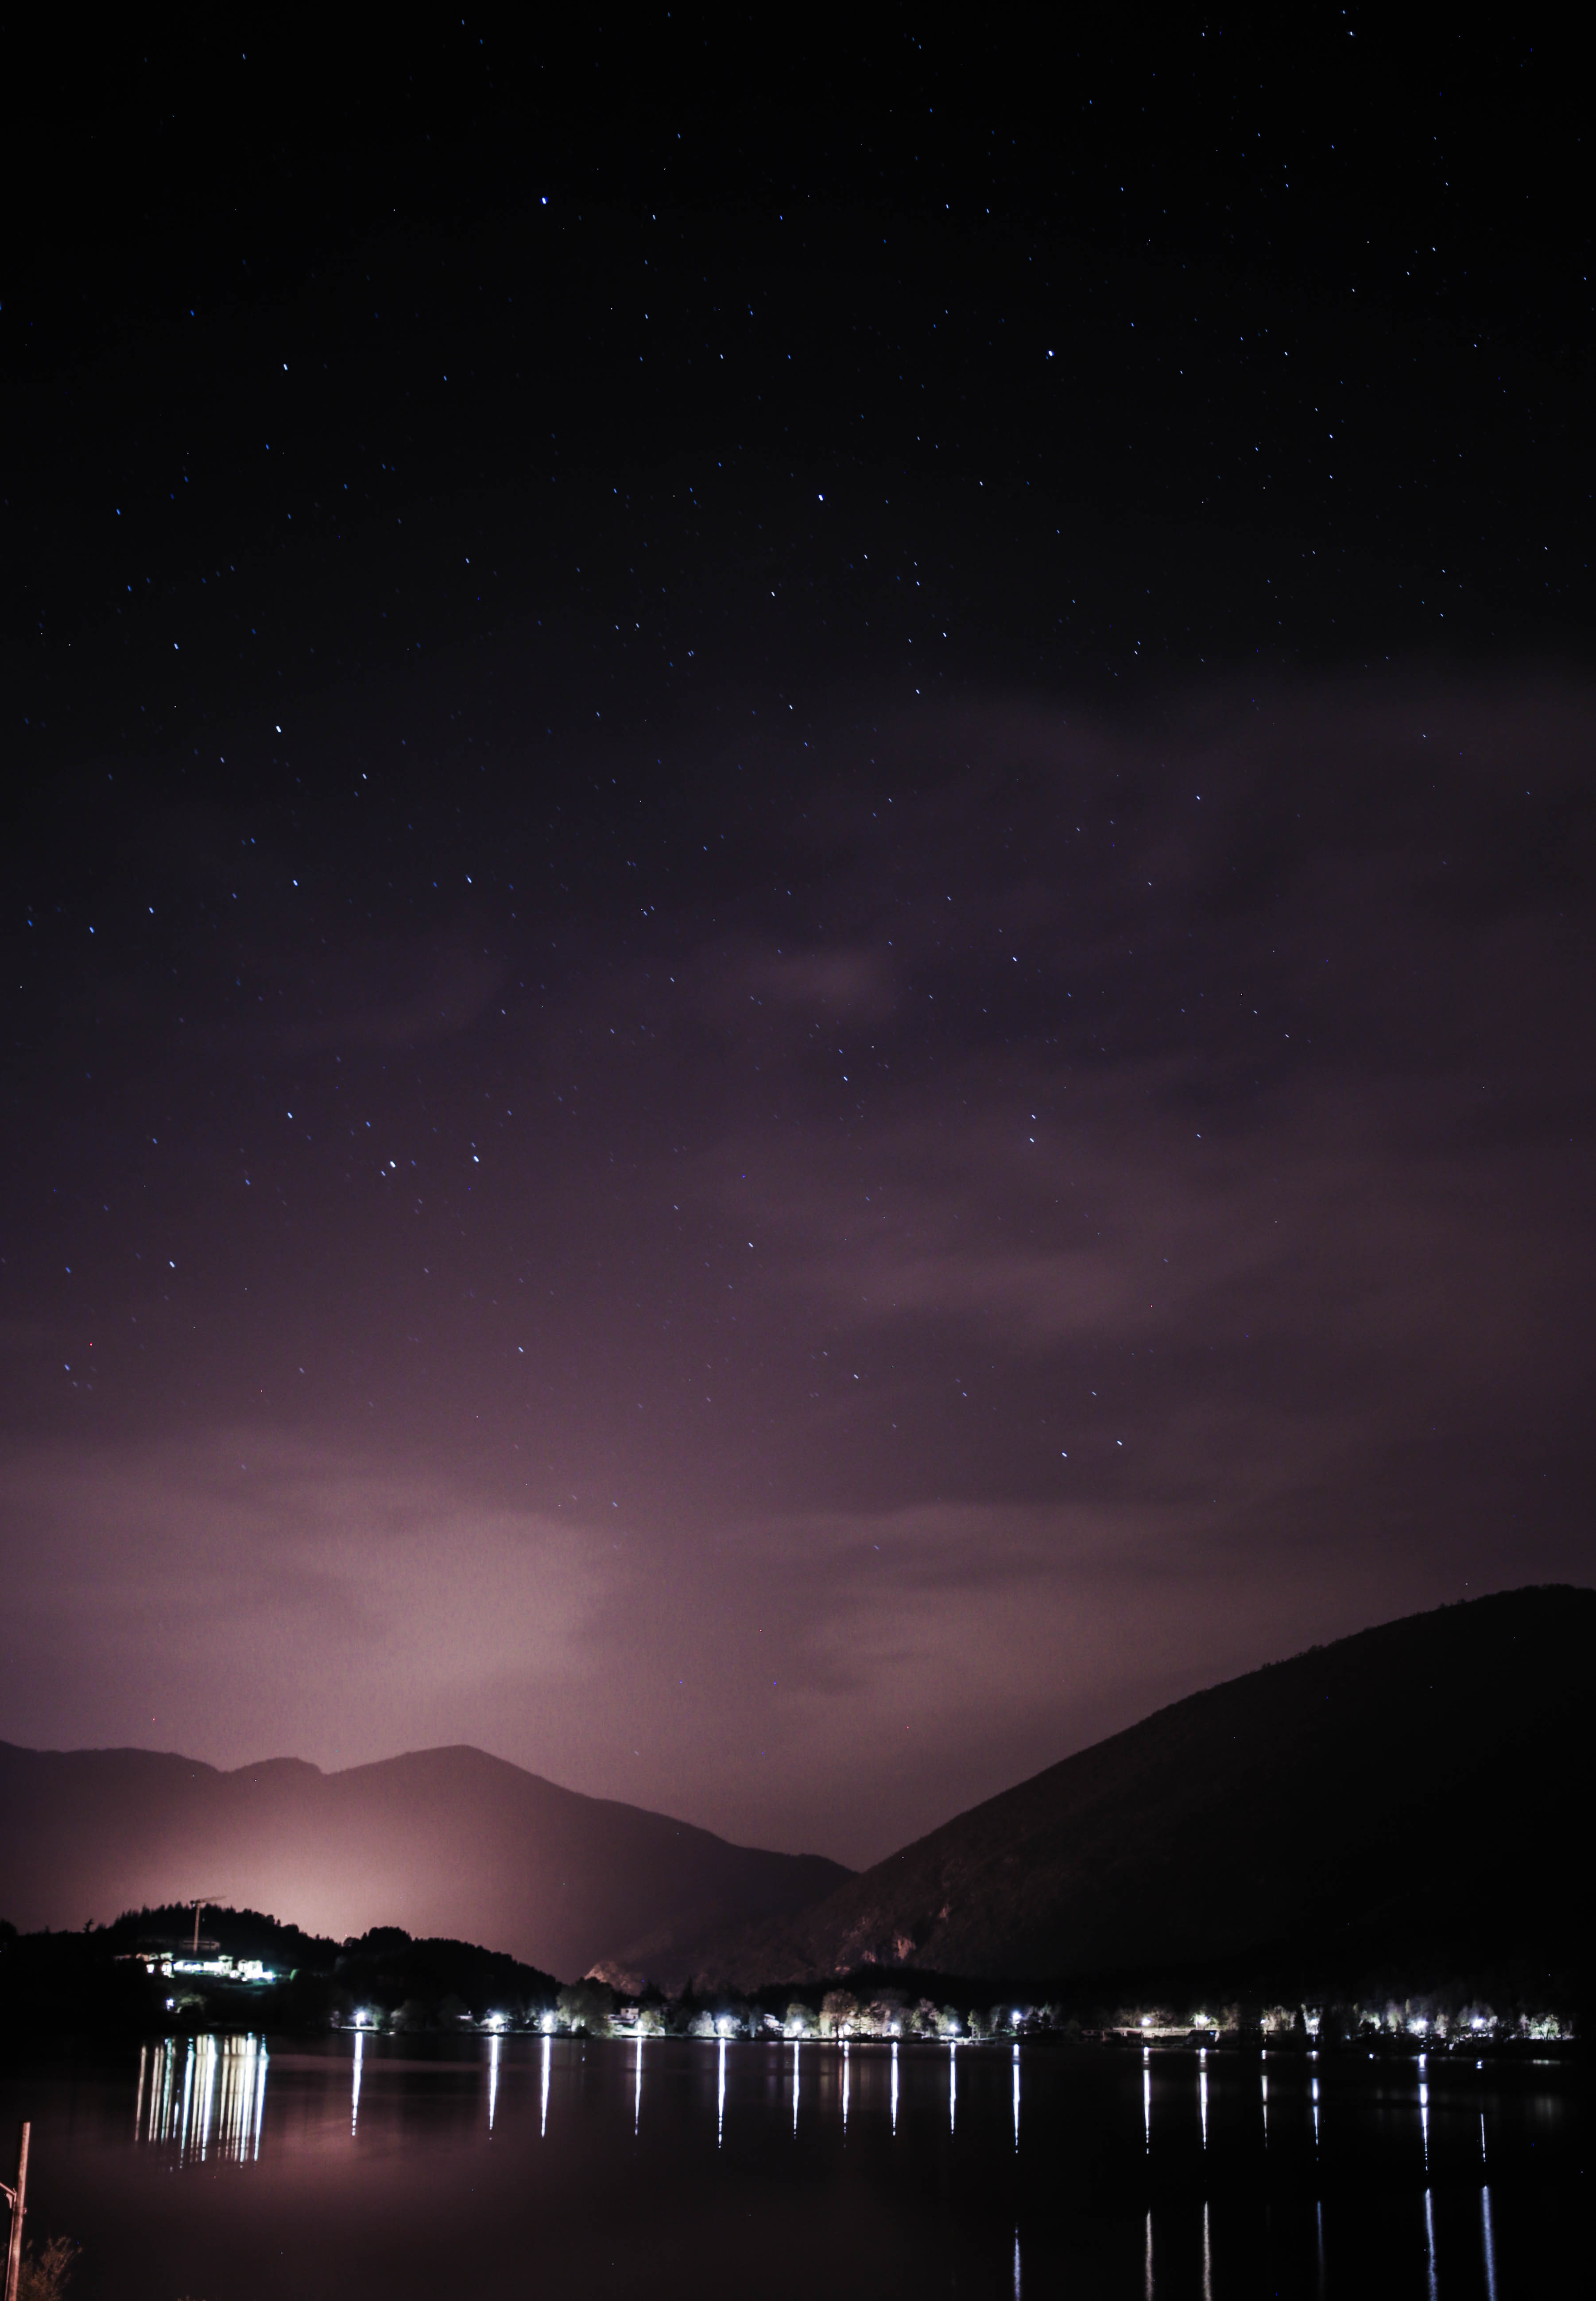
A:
[[1, 2033, 1586, 2298]]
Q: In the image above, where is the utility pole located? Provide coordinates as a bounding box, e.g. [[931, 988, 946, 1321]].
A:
[[1, 2120, 29, 2301]]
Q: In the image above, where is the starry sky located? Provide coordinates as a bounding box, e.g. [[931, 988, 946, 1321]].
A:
[[2, 16, 1592, 1867]]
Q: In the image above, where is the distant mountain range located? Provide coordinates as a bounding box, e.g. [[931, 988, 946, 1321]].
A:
[[0, 1742, 851, 1982], [5, 1587, 1588, 2000], [683, 1586, 1596, 1994]]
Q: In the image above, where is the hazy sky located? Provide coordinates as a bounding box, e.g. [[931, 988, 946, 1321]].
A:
[[3, 20, 1591, 1866]]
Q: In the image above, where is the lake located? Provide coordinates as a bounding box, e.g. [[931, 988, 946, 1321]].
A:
[[1, 2033, 1585, 2297]]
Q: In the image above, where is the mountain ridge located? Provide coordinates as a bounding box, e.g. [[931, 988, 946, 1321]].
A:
[[0, 1738, 852, 1982], [680, 1586, 1596, 1991]]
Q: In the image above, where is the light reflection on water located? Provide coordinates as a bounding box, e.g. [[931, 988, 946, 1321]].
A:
[[72, 2033, 1581, 2297], [1199, 2046, 1209, 2150], [135, 2034, 268, 2164]]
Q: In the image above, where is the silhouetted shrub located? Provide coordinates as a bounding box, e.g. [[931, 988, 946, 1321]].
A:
[[18, 2234, 76, 2301]]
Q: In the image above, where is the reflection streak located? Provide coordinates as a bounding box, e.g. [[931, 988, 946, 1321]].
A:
[[1202, 2199, 1212, 2301], [1316, 2200, 1326, 2298], [717, 2037, 726, 2149], [1012, 2042, 1020, 2152], [488, 2032, 500, 2134], [540, 2032, 550, 2138], [634, 2037, 643, 2138], [352, 2032, 363, 2137], [891, 2041, 899, 2137], [1481, 2185, 1499, 2301], [841, 2041, 849, 2137], [138, 2037, 269, 2165]]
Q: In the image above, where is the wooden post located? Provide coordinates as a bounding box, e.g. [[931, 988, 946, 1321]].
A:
[[2, 2120, 29, 2301]]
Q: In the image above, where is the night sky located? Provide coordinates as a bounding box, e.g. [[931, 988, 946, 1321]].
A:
[[3, 17, 1591, 1868]]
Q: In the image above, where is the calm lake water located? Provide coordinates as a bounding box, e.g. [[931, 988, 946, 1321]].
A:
[[1, 2033, 1585, 2297]]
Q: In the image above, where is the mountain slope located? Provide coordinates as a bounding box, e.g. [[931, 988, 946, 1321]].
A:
[[0, 1741, 850, 1982], [694, 1586, 1596, 1989]]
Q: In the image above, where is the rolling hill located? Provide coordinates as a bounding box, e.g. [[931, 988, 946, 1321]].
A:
[[0, 1742, 851, 1982], [690, 1586, 1596, 1992]]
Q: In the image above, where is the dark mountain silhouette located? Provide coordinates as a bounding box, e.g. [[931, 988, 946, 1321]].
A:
[[690, 1586, 1596, 1992], [0, 1742, 850, 1982]]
